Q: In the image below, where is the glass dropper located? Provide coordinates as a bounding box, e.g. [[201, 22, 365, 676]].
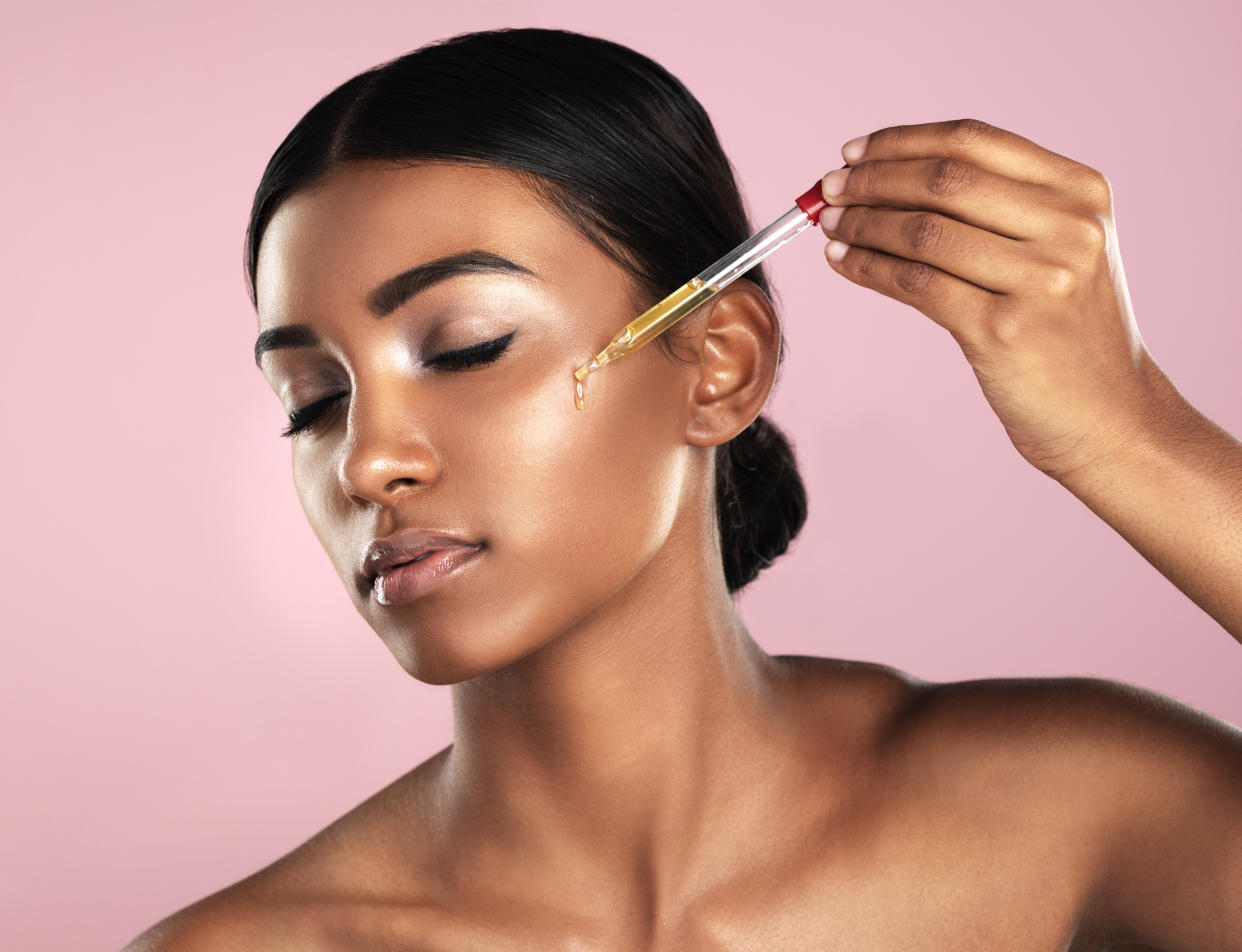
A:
[[572, 180, 829, 405]]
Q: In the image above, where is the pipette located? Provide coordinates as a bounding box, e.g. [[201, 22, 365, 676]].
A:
[[572, 180, 830, 409]]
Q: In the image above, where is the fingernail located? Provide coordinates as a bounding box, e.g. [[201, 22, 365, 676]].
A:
[[822, 169, 849, 198], [841, 136, 868, 163], [826, 239, 850, 263], [819, 205, 844, 232]]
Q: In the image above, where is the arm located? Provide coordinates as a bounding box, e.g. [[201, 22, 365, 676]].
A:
[[816, 118, 1242, 642], [1055, 374, 1242, 642]]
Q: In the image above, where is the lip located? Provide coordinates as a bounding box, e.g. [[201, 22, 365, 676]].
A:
[[373, 545, 484, 605], [361, 529, 484, 606]]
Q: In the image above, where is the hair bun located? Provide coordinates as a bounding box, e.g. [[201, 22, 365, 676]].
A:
[[715, 414, 808, 593]]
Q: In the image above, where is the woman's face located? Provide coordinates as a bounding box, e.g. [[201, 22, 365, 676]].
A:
[[255, 163, 700, 683]]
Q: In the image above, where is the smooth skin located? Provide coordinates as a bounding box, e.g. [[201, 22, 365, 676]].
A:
[[126, 123, 1242, 952]]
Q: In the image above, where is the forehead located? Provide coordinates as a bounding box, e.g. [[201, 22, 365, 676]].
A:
[[254, 163, 608, 328]]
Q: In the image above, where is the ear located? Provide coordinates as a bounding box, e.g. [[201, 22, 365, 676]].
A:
[[682, 280, 780, 448]]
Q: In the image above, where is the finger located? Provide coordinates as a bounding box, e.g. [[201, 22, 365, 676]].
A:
[[822, 205, 1030, 295], [823, 238, 991, 341], [821, 157, 1062, 240], [840, 118, 1087, 187]]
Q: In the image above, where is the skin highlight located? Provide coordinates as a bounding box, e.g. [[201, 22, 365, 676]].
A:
[[124, 126, 1242, 952], [255, 162, 778, 686], [250, 161, 832, 938]]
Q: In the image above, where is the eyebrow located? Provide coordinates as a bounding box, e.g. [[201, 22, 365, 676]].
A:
[[254, 250, 536, 367]]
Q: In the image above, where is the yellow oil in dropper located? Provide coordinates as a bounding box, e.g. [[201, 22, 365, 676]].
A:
[[573, 278, 718, 409], [570, 178, 831, 409]]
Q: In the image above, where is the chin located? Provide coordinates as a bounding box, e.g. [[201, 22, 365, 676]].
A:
[[371, 608, 564, 686], [391, 642, 506, 686], [351, 545, 655, 686]]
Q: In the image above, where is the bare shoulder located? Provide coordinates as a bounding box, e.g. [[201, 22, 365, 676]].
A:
[[885, 673, 1242, 768], [776, 653, 928, 721], [121, 746, 453, 951], [870, 672, 1242, 805], [120, 886, 277, 952], [882, 673, 1242, 949]]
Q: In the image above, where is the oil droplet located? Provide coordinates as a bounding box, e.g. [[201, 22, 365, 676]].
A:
[[574, 374, 587, 410]]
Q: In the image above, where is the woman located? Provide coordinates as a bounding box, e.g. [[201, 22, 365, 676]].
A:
[[127, 28, 1242, 951]]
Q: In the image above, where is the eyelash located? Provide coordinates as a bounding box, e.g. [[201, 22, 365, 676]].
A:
[[279, 332, 516, 439]]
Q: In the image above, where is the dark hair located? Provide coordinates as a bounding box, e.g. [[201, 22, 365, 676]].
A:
[[244, 27, 806, 593]]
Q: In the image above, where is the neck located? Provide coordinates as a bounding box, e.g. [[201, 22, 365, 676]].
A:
[[440, 517, 796, 902]]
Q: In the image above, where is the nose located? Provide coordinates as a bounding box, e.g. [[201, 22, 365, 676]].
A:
[[336, 387, 442, 507]]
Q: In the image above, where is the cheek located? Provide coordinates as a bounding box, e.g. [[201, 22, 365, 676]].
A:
[[282, 347, 692, 681], [476, 348, 689, 602], [291, 445, 356, 586]]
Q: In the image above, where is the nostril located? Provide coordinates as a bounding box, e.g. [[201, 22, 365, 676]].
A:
[[384, 475, 422, 493]]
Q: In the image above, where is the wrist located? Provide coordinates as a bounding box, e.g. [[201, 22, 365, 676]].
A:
[[1056, 355, 1241, 517], [1053, 357, 1194, 500]]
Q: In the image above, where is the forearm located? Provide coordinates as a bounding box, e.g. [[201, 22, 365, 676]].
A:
[[1058, 367, 1242, 643]]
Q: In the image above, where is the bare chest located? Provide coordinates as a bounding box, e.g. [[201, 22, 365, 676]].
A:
[[310, 822, 1098, 952], [664, 829, 1093, 952]]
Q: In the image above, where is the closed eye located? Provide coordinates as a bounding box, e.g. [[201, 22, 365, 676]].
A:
[[426, 331, 516, 370], [281, 390, 347, 439], [278, 332, 517, 439]]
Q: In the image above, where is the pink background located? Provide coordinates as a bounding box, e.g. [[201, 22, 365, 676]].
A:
[[3, 0, 1239, 947]]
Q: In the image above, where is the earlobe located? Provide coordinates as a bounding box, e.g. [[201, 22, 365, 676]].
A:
[[684, 281, 780, 448]]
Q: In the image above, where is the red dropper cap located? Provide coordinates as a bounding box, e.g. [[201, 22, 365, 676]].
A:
[[794, 180, 829, 224]]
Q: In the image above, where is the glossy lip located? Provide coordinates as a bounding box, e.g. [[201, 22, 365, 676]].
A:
[[372, 545, 484, 606], [360, 528, 484, 602]]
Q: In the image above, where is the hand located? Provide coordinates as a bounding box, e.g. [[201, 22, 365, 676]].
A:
[[818, 118, 1169, 484], [818, 119, 1242, 642]]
